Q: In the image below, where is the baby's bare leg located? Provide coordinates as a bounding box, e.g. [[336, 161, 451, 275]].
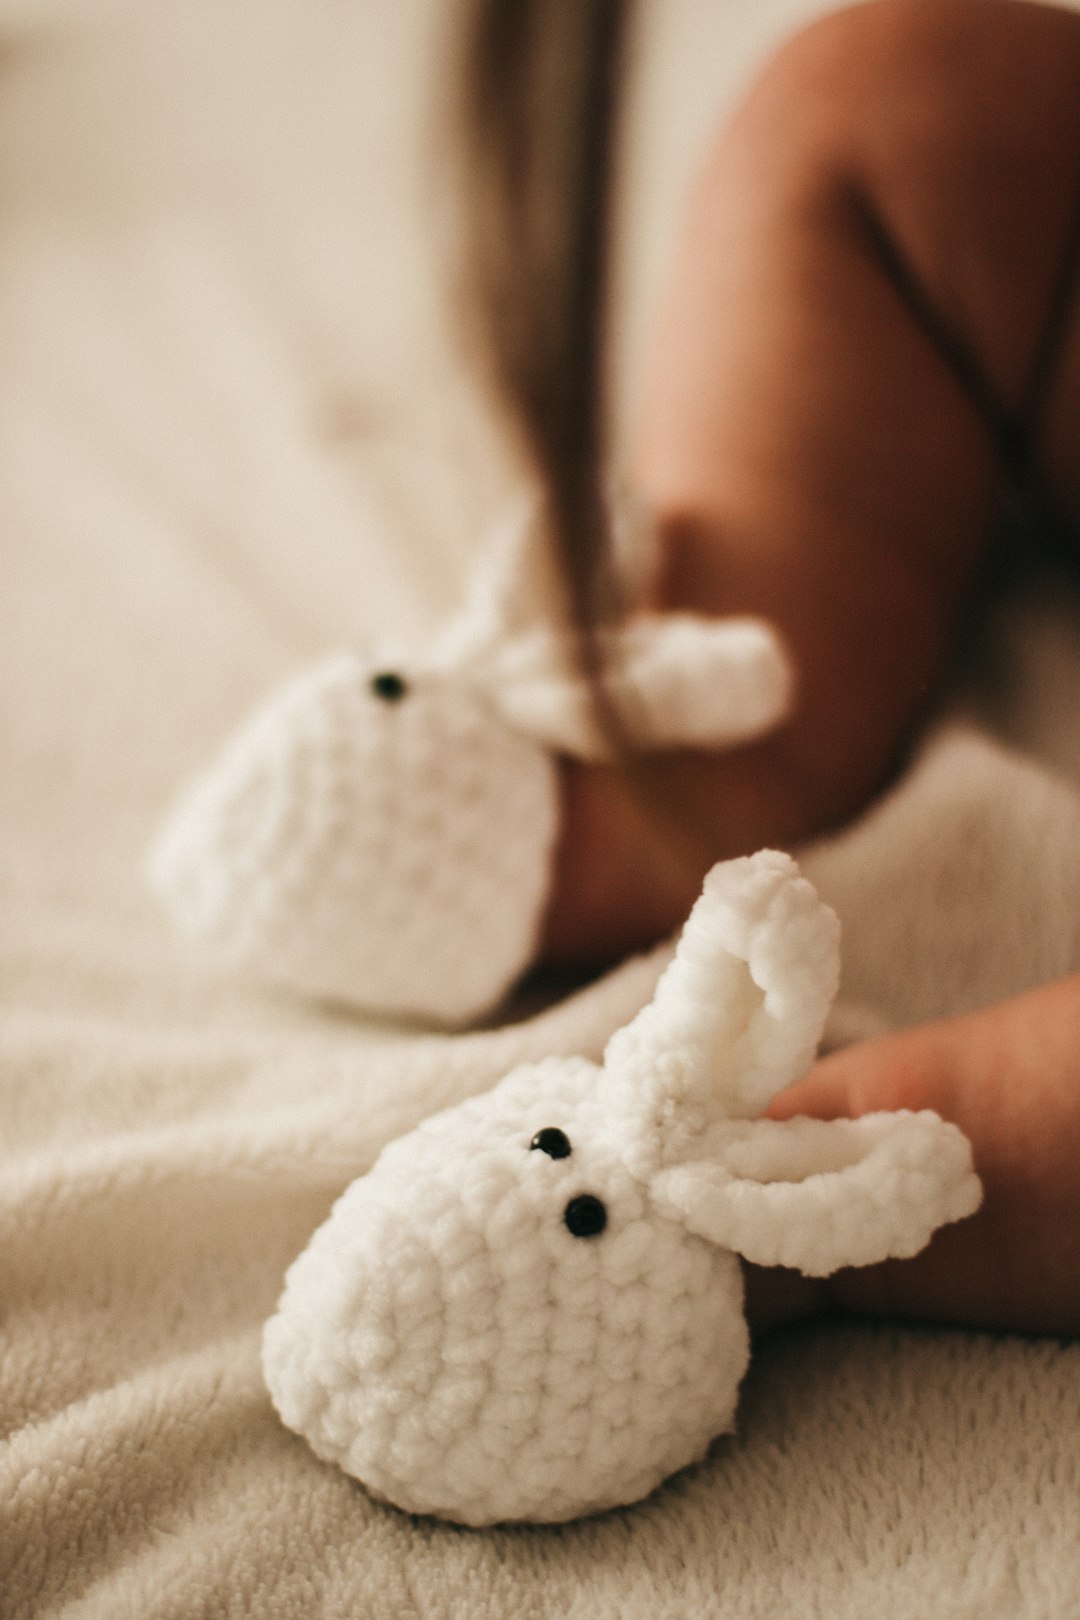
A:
[[545, 0, 1080, 963]]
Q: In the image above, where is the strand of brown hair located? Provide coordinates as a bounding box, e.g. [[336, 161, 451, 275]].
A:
[[456, 0, 631, 675], [455, 0, 730, 892]]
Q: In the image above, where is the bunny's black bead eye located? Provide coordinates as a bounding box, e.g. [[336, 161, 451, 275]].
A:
[[564, 1194, 607, 1239], [530, 1127, 571, 1159], [370, 671, 408, 702]]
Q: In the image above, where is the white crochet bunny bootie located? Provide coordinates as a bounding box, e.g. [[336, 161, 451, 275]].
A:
[[148, 503, 793, 1024], [262, 851, 982, 1525]]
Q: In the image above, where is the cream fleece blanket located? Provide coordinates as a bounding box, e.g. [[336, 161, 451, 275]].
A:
[[2, 2, 1080, 1616]]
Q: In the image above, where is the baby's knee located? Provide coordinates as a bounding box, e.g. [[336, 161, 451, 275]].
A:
[[709, 0, 1080, 394], [747, 0, 1072, 141], [729, 0, 1080, 179]]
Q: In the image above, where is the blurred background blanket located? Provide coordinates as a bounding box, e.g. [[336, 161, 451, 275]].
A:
[[2, 2, 1079, 1615]]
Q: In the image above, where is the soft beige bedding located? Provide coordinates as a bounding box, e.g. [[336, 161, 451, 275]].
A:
[[2, 3, 1079, 1615]]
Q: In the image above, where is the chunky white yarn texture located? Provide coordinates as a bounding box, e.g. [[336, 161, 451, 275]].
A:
[[262, 852, 982, 1525], [147, 508, 792, 1024], [148, 654, 560, 1025]]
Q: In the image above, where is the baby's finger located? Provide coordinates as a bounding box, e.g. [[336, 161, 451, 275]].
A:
[[767, 1020, 953, 1123]]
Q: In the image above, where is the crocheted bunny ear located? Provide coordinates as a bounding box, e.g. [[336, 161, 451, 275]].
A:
[[476, 614, 793, 761], [439, 494, 793, 760], [649, 1111, 981, 1275], [431, 496, 570, 667], [441, 480, 656, 660], [603, 853, 841, 1158]]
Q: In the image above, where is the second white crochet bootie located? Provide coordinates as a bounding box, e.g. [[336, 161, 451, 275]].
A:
[[148, 505, 794, 1024]]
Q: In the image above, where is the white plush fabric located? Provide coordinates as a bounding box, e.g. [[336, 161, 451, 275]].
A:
[[654, 1111, 980, 1273], [263, 854, 979, 1525], [4, 0, 1080, 1613], [605, 850, 842, 1133], [148, 515, 790, 1025], [147, 648, 562, 1025], [263, 1054, 752, 1527]]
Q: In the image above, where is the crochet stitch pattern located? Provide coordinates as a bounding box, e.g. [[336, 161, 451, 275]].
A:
[[147, 507, 793, 1025], [262, 852, 982, 1524]]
